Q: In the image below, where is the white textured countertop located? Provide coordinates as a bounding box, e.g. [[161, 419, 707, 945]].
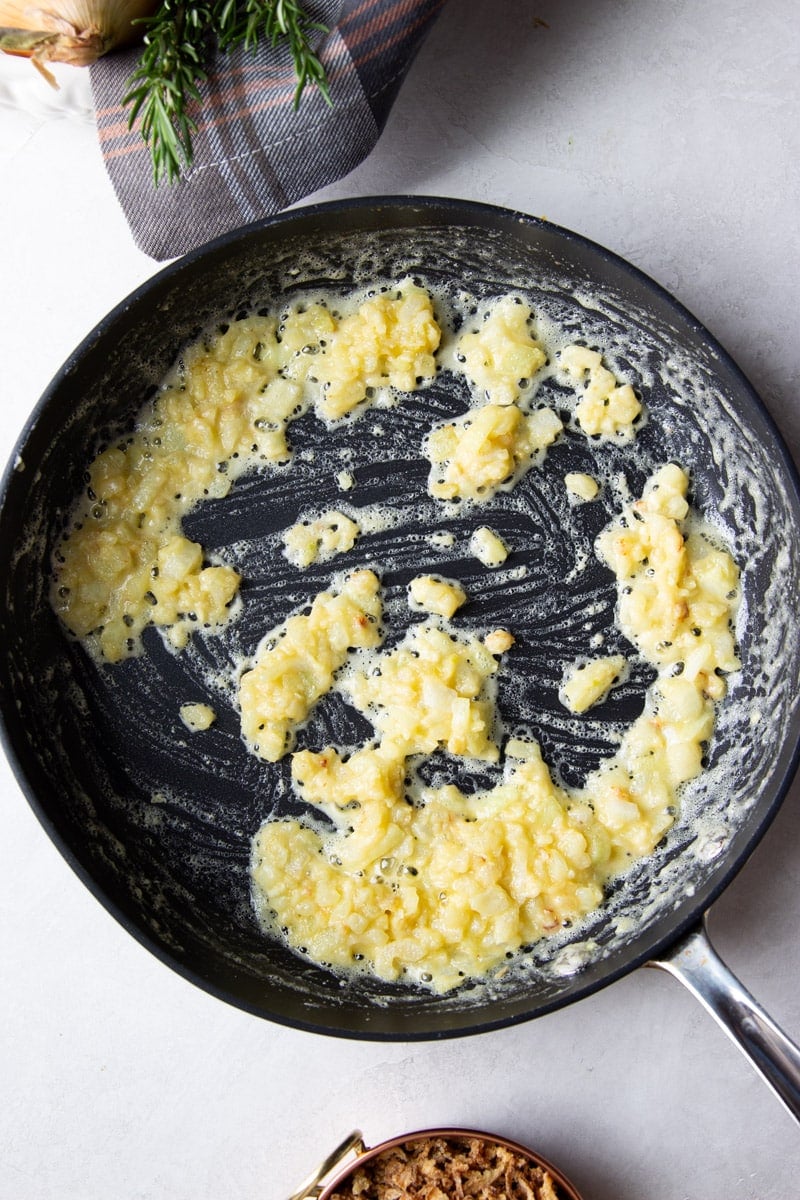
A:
[[2, 3, 799, 1197]]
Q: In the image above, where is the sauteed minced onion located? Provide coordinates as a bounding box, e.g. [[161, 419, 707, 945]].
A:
[[49, 278, 741, 994]]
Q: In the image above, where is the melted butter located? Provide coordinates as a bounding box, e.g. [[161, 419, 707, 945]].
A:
[[50, 271, 746, 996], [51, 284, 440, 662], [251, 465, 739, 991]]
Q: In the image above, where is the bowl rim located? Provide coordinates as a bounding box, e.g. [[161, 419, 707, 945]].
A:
[[301, 1126, 584, 1200]]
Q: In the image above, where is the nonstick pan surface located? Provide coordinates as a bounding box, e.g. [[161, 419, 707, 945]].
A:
[[2, 197, 799, 1040]]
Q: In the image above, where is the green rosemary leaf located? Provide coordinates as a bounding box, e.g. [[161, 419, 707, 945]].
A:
[[123, 0, 332, 185]]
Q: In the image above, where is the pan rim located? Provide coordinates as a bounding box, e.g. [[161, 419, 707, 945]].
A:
[[2, 193, 799, 1039]]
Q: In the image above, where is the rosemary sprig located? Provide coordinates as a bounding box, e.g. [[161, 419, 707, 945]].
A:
[[219, 0, 332, 107], [123, 0, 331, 186], [124, 0, 212, 185]]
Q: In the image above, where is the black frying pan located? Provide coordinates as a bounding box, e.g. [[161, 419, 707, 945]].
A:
[[2, 198, 800, 1111]]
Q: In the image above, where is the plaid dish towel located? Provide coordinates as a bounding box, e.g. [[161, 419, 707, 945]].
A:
[[90, 0, 447, 261]]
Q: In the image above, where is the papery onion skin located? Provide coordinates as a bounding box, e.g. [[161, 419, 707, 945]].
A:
[[0, 0, 157, 78]]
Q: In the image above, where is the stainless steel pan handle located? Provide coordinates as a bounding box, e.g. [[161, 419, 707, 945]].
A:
[[649, 915, 800, 1124]]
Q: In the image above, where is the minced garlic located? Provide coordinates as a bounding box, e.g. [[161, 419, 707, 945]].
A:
[[341, 620, 503, 761], [51, 276, 739, 997], [596, 462, 740, 697], [560, 343, 641, 439], [254, 738, 605, 992], [470, 526, 508, 567], [179, 702, 216, 731], [426, 403, 562, 502], [408, 575, 467, 618], [251, 466, 740, 991], [561, 655, 627, 713], [483, 628, 515, 655], [239, 570, 382, 762], [51, 289, 439, 661], [315, 280, 441, 420], [455, 297, 547, 405], [282, 510, 360, 568], [564, 471, 600, 501]]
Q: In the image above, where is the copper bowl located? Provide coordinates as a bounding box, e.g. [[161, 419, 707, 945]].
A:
[[288, 1127, 583, 1200]]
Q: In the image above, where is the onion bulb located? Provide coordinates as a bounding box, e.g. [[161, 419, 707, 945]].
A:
[[0, 0, 157, 84]]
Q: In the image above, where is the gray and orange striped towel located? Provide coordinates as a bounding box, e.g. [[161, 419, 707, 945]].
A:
[[89, 0, 446, 261]]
